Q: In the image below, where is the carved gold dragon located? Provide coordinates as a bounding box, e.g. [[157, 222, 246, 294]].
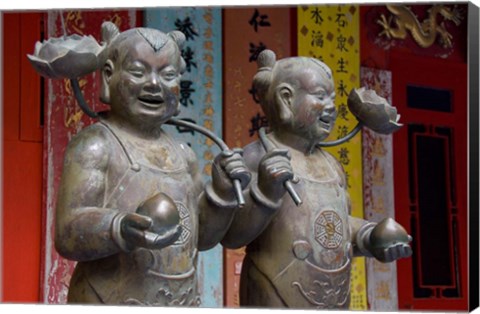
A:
[[377, 4, 463, 48]]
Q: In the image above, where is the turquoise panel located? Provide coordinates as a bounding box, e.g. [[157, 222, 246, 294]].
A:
[[144, 7, 223, 307]]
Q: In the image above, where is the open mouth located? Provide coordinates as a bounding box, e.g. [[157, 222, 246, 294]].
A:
[[138, 94, 164, 108], [318, 114, 332, 127]]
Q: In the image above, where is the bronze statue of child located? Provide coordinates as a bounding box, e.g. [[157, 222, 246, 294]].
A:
[[54, 22, 250, 305], [220, 50, 412, 309]]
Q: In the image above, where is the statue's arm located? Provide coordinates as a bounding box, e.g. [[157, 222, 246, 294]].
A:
[[54, 129, 123, 261], [220, 141, 292, 249], [321, 149, 412, 262], [219, 176, 278, 249], [196, 145, 250, 251], [330, 150, 412, 262]]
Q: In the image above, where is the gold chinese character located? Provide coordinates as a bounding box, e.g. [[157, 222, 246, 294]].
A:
[[203, 119, 214, 131], [204, 92, 213, 105], [203, 53, 214, 64], [65, 11, 85, 35], [204, 64, 213, 78], [203, 27, 213, 39], [204, 81, 214, 89]]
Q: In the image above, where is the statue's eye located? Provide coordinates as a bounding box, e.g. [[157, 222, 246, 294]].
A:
[[128, 68, 145, 78], [162, 70, 177, 81], [127, 62, 146, 78]]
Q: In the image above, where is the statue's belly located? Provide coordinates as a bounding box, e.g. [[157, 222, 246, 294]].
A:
[[247, 176, 352, 308]]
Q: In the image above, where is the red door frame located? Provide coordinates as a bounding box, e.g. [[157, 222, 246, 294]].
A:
[[391, 52, 468, 310], [2, 12, 44, 302]]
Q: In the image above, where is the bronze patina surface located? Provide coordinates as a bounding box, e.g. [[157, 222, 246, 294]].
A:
[[221, 49, 412, 309], [31, 20, 411, 308], [52, 23, 251, 305]]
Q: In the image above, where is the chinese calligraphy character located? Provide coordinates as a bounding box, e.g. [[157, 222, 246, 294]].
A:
[[335, 13, 348, 28], [203, 119, 214, 131], [310, 7, 324, 25], [204, 81, 214, 89], [337, 57, 348, 73], [309, 52, 324, 62], [204, 91, 213, 105], [107, 13, 123, 29], [249, 8, 271, 32], [203, 27, 213, 39], [344, 170, 352, 188], [203, 10, 213, 25], [248, 84, 260, 104], [204, 41, 213, 51], [174, 17, 199, 41], [249, 42, 267, 62], [65, 11, 85, 35], [337, 125, 349, 139], [311, 30, 324, 48], [338, 147, 350, 165], [249, 112, 269, 136], [204, 64, 214, 79], [337, 79, 349, 97], [233, 96, 246, 107], [180, 80, 195, 107], [175, 118, 197, 136], [337, 103, 349, 121], [336, 34, 349, 52], [203, 53, 214, 64], [182, 47, 197, 72]]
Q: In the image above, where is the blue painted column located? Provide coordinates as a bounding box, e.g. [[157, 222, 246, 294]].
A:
[[144, 7, 223, 307]]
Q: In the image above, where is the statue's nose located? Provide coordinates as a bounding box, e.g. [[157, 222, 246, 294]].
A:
[[144, 73, 162, 93], [324, 100, 336, 114]]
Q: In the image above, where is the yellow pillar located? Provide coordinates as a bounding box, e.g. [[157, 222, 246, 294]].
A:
[[298, 4, 367, 310]]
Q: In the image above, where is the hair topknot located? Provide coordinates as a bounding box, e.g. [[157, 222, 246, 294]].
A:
[[168, 31, 186, 50], [257, 49, 276, 70], [252, 49, 277, 120], [101, 21, 120, 45]]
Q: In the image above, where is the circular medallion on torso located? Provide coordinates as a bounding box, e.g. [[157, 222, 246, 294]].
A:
[[314, 210, 343, 249], [173, 202, 191, 245]]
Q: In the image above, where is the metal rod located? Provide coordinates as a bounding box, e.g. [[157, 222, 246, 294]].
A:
[[70, 78, 99, 118], [166, 118, 228, 150], [166, 118, 245, 207], [316, 122, 363, 147], [258, 127, 302, 206]]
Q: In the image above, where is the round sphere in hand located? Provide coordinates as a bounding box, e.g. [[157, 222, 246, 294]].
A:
[[370, 217, 410, 248], [136, 192, 180, 234]]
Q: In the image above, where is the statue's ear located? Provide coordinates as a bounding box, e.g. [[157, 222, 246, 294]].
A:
[[100, 60, 114, 104], [275, 83, 294, 124]]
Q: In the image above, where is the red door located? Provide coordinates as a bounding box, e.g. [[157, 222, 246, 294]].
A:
[[391, 53, 468, 310], [2, 12, 44, 302]]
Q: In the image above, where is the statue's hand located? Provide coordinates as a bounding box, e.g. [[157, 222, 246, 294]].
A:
[[120, 212, 153, 250], [368, 218, 413, 263], [142, 224, 182, 250], [211, 148, 251, 201], [120, 213, 181, 250], [257, 148, 294, 201]]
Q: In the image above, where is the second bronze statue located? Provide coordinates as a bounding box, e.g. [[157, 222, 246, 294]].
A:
[[220, 49, 412, 309]]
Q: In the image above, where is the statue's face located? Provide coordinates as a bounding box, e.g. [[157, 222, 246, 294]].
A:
[[289, 65, 337, 142], [108, 35, 181, 127]]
